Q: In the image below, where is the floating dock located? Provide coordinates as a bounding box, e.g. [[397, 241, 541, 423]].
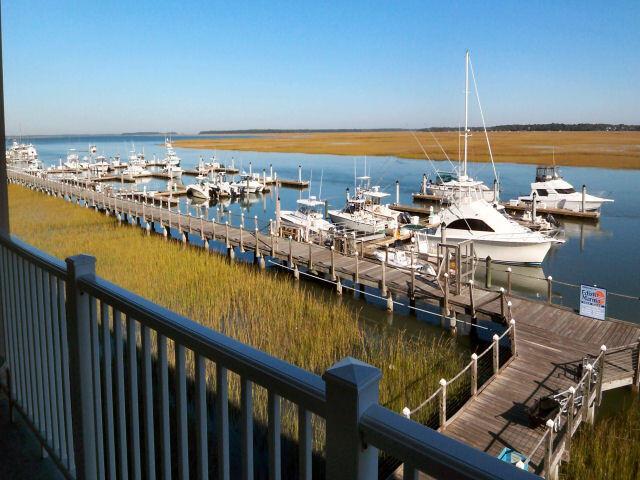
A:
[[502, 202, 600, 220]]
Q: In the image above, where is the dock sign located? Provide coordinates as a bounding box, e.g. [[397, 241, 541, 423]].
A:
[[579, 285, 607, 320]]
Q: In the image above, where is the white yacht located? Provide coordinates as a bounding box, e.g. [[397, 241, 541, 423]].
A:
[[64, 150, 89, 170], [328, 197, 390, 234], [415, 195, 557, 264], [89, 156, 110, 174], [280, 197, 334, 241], [210, 173, 237, 198], [123, 163, 151, 176], [162, 163, 184, 178], [516, 166, 613, 213], [358, 183, 411, 230], [231, 172, 264, 195], [186, 177, 212, 200], [6, 140, 38, 163], [163, 139, 181, 166]]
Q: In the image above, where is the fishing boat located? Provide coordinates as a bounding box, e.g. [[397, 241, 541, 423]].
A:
[[280, 197, 334, 241], [122, 163, 151, 176], [186, 177, 212, 200], [210, 173, 237, 198], [64, 149, 89, 170], [231, 172, 264, 195], [89, 155, 110, 174], [415, 195, 558, 264], [163, 138, 181, 166], [515, 166, 613, 213], [328, 197, 390, 234], [162, 163, 184, 178]]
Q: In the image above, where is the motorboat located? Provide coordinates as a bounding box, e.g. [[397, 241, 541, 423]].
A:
[[373, 248, 435, 275], [280, 197, 334, 241], [186, 177, 212, 200], [122, 163, 151, 176], [328, 197, 390, 234], [515, 166, 613, 212], [231, 172, 264, 195], [359, 184, 411, 230], [89, 156, 110, 174], [414, 196, 558, 264], [110, 154, 126, 169], [210, 173, 237, 198], [163, 139, 181, 166], [162, 163, 184, 178], [64, 150, 89, 170]]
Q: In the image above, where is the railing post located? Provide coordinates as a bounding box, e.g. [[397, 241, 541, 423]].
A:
[[65, 255, 98, 480], [547, 276, 553, 305], [509, 319, 517, 357], [471, 354, 478, 397], [492, 334, 500, 375], [597, 345, 606, 406], [544, 419, 557, 480], [506, 267, 512, 294], [565, 386, 575, 452], [439, 378, 447, 428], [583, 364, 593, 425], [485, 256, 492, 288], [323, 357, 381, 480], [330, 246, 336, 281], [634, 343, 640, 393]]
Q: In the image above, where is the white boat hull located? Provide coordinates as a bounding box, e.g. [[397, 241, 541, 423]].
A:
[[186, 185, 210, 199], [328, 211, 386, 234], [423, 233, 552, 264]]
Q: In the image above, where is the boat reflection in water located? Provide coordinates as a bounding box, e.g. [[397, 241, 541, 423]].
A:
[[475, 263, 548, 298]]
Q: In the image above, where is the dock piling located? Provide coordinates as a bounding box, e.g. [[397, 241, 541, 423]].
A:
[[330, 246, 336, 281], [492, 334, 500, 375], [439, 379, 447, 428], [547, 276, 553, 304], [386, 292, 393, 312], [485, 256, 492, 288], [506, 267, 512, 294], [471, 354, 478, 396], [380, 261, 387, 297], [239, 225, 245, 253]]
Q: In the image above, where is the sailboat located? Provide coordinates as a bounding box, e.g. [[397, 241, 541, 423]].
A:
[[423, 51, 498, 202]]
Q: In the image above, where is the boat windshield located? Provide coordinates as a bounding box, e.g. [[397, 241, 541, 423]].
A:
[[434, 172, 458, 184], [535, 166, 559, 182]]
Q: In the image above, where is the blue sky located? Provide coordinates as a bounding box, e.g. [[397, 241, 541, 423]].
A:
[[3, 1, 639, 135]]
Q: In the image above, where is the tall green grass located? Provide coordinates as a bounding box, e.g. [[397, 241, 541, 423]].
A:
[[561, 394, 639, 480], [8, 184, 465, 415]]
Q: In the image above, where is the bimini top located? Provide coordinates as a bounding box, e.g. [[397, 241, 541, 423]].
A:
[[297, 196, 325, 208]]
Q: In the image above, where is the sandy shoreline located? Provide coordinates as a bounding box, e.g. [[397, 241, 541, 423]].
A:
[[174, 131, 640, 169]]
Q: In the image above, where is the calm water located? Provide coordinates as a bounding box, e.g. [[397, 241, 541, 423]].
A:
[[12, 134, 640, 323]]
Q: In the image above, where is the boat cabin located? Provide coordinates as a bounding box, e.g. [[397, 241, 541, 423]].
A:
[[362, 186, 390, 205], [431, 171, 458, 184]]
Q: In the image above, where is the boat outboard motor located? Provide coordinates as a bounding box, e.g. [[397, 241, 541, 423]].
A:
[[398, 212, 412, 224]]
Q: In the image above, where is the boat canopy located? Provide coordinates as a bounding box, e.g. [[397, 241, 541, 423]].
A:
[[535, 166, 560, 182], [433, 171, 458, 184]]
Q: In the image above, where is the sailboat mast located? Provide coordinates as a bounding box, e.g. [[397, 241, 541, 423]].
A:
[[463, 49, 470, 178]]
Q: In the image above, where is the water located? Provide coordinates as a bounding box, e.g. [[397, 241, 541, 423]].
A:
[[12, 134, 640, 323]]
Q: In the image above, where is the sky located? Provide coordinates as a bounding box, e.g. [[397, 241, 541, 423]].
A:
[[2, 0, 639, 135]]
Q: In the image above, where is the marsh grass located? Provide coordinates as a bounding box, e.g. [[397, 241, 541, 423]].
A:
[[560, 394, 639, 480], [174, 131, 640, 169], [8, 184, 466, 473]]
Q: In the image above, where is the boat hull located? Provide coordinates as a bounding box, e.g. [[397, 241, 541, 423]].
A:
[[328, 211, 385, 234]]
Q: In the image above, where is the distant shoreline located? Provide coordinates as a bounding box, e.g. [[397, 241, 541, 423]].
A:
[[174, 130, 640, 170]]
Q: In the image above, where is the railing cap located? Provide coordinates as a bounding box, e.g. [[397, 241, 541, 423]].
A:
[[492, 334, 500, 341], [323, 357, 381, 390], [509, 318, 516, 325], [471, 353, 478, 360], [439, 378, 447, 386], [600, 344, 607, 352], [546, 419, 555, 429]]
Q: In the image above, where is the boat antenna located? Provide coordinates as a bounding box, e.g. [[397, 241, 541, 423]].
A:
[[319, 169, 324, 200], [463, 49, 470, 179], [308, 169, 313, 199], [468, 55, 499, 186]]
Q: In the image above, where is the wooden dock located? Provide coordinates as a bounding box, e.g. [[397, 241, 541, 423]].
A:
[[10, 169, 640, 479], [502, 202, 600, 221]]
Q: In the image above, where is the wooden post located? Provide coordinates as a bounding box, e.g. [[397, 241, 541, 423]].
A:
[[270, 232, 275, 257], [471, 354, 478, 397], [565, 386, 576, 452], [439, 379, 447, 429], [239, 225, 245, 253], [485, 256, 492, 288], [354, 252, 359, 285], [468, 280, 476, 318], [410, 248, 415, 300], [500, 288, 506, 320], [509, 319, 517, 357], [492, 334, 500, 375], [547, 276, 553, 305], [380, 261, 387, 297], [443, 273, 450, 319], [255, 227, 261, 260], [634, 343, 640, 393], [288, 236, 293, 267], [307, 242, 313, 271], [597, 345, 606, 406], [583, 364, 593, 424], [330, 246, 336, 281], [506, 267, 512, 295], [225, 222, 230, 247], [544, 419, 555, 480]]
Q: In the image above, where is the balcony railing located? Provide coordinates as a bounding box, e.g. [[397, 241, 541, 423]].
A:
[[0, 232, 536, 480]]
